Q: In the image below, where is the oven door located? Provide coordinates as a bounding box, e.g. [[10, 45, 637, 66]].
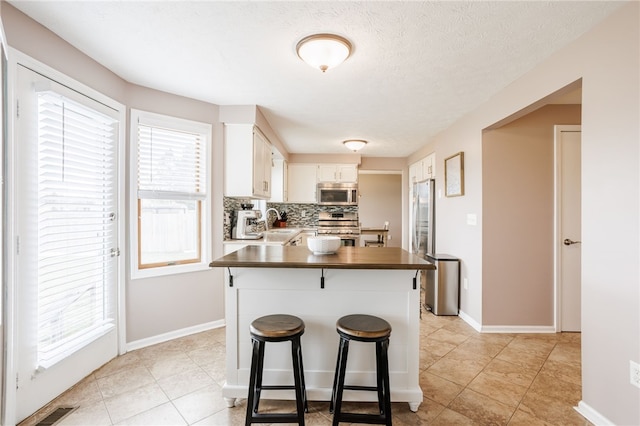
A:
[[339, 236, 360, 247]]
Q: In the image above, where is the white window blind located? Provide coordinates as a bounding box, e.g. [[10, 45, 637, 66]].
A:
[[135, 115, 208, 269], [37, 91, 117, 368]]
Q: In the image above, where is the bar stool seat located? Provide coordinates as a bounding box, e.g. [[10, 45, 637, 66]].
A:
[[246, 314, 308, 425], [330, 314, 392, 425]]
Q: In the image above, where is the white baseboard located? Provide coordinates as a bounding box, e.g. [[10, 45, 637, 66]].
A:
[[457, 311, 556, 334], [458, 310, 481, 332], [126, 320, 226, 352], [575, 400, 614, 425], [480, 324, 556, 333]]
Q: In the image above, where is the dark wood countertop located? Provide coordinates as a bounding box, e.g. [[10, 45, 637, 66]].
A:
[[210, 246, 435, 270]]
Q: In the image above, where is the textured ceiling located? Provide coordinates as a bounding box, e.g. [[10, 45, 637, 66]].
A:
[[9, 1, 625, 157]]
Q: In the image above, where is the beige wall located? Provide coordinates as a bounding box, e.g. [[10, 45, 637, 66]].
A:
[[482, 104, 581, 326], [408, 3, 638, 423], [3, 4, 226, 345], [358, 174, 402, 248]]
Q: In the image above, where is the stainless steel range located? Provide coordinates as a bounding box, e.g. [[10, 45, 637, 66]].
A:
[[317, 211, 360, 246]]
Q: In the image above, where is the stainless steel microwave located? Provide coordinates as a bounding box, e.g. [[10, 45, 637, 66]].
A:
[[317, 183, 358, 205]]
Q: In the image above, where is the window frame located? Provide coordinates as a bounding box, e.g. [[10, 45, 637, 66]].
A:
[[130, 109, 212, 279]]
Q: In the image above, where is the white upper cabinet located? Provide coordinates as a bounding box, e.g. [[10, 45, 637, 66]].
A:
[[270, 158, 288, 202], [287, 163, 317, 203], [317, 164, 358, 183], [409, 153, 436, 186], [224, 124, 272, 199]]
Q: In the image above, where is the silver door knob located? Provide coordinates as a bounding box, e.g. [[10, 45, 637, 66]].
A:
[[563, 238, 581, 246]]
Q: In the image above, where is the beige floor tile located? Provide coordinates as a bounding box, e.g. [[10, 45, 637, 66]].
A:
[[156, 366, 216, 400], [507, 336, 556, 358], [449, 388, 515, 425], [427, 353, 487, 386], [103, 382, 169, 424], [548, 341, 582, 368], [50, 375, 105, 408], [113, 402, 187, 425], [57, 400, 112, 426], [519, 390, 590, 425], [419, 371, 465, 406], [467, 371, 528, 407], [496, 345, 548, 370], [187, 342, 226, 366], [144, 351, 200, 380], [94, 351, 145, 379], [20, 316, 588, 426], [430, 407, 477, 425], [539, 358, 582, 386], [97, 366, 156, 398], [508, 408, 555, 425], [428, 327, 471, 346], [391, 398, 446, 424], [171, 384, 228, 424], [482, 357, 539, 388], [528, 370, 582, 405], [456, 336, 510, 358]]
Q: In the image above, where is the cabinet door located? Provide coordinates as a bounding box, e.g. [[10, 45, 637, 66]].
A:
[[252, 130, 272, 198], [288, 164, 317, 203], [270, 159, 287, 202], [317, 164, 358, 182], [337, 164, 358, 182], [317, 164, 337, 182], [409, 161, 422, 186], [423, 153, 436, 179]]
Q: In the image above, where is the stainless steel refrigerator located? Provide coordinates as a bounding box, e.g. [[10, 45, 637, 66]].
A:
[[411, 179, 435, 255]]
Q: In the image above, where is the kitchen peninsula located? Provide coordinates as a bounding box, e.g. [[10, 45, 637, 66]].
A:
[[209, 245, 435, 411]]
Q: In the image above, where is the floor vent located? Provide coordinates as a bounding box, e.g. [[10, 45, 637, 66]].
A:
[[35, 406, 77, 426]]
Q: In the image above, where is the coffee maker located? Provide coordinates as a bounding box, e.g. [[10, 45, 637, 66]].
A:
[[232, 210, 263, 239]]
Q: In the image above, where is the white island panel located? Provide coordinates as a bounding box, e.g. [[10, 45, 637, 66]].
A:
[[223, 267, 423, 411]]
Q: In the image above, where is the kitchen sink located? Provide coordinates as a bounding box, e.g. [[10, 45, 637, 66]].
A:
[[263, 229, 300, 242]]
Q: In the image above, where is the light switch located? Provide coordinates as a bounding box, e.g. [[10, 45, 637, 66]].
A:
[[467, 214, 477, 226]]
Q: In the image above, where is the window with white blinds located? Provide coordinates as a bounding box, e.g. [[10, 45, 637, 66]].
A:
[[36, 91, 117, 368], [132, 110, 210, 273]]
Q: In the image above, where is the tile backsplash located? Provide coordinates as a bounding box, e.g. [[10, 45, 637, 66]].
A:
[[223, 197, 358, 240]]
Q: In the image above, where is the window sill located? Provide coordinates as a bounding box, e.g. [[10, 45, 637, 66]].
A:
[[130, 261, 212, 280]]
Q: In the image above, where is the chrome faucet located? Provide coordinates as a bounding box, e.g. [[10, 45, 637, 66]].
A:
[[263, 208, 281, 230]]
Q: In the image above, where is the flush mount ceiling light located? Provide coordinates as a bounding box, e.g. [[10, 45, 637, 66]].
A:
[[296, 34, 352, 72], [343, 139, 367, 152]]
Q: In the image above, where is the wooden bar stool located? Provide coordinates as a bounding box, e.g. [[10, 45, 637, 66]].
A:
[[246, 314, 308, 425], [330, 314, 392, 425]]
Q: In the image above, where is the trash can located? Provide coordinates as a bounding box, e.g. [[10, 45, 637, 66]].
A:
[[424, 254, 460, 315]]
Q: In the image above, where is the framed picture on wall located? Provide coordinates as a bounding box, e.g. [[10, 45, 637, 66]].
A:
[[444, 151, 464, 197]]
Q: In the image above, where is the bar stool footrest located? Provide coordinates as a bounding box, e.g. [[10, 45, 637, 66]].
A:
[[248, 413, 304, 423], [259, 385, 297, 391], [343, 385, 379, 392], [335, 412, 389, 425]]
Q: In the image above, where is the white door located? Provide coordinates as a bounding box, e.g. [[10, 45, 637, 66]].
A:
[[555, 125, 582, 332], [13, 64, 120, 422]]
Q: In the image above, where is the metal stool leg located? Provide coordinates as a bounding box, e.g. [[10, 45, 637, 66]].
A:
[[331, 338, 350, 426], [291, 337, 306, 425], [381, 339, 392, 426], [295, 337, 309, 412], [245, 338, 261, 426]]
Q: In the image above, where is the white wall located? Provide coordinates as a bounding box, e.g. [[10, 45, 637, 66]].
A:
[[409, 3, 639, 423]]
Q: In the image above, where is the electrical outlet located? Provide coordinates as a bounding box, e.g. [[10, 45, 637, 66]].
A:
[[388, 235, 392, 241], [630, 360, 640, 388], [301, 211, 306, 218], [463, 278, 468, 290]]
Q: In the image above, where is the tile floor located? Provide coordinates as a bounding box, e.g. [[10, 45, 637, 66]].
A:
[[20, 313, 590, 425]]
